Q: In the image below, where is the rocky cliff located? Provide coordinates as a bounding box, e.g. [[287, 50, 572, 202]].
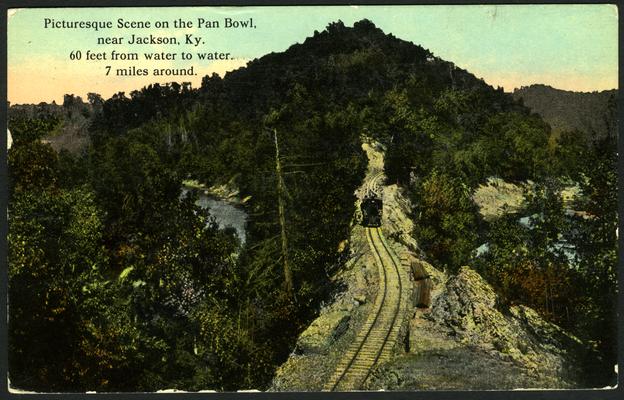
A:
[[366, 265, 588, 390]]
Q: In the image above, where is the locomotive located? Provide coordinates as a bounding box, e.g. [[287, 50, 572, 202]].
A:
[[361, 189, 383, 227]]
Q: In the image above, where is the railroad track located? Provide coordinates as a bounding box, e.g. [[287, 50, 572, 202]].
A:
[[324, 173, 409, 391], [367, 171, 384, 194]]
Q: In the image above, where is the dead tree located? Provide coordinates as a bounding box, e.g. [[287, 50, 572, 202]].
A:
[[273, 129, 295, 300]]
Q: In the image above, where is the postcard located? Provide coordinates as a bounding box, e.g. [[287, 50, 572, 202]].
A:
[[5, 3, 619, 394]]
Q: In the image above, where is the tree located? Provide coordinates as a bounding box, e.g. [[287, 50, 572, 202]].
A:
[[7, 115, 64, 194], [9, 188, 110, 390], [8, 141, 58, 193], [383, 89, 436, 184], [8, 115, 60, 144], [411, 170, 480, 272], [88, 137, 181, 254], [480, 112, 551, 181], [554, 129, 588, 180], [566, 134, 618, 381]]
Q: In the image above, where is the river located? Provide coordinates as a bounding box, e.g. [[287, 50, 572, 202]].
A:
[[181, 187, 248, 245]]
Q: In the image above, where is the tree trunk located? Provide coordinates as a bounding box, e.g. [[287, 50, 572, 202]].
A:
[[274, 129, 295, 300]]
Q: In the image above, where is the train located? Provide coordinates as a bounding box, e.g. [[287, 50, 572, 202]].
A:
[[361, 189, 383, 227]]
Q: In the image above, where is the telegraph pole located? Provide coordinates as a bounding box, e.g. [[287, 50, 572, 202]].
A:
[[273, 129, 295, 300]]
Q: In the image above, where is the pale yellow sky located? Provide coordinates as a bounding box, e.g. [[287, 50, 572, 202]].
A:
[[8, 5, 619, 104], [8, 56, 247, 105]]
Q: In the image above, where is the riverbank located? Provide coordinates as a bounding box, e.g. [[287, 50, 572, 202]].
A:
[[182, 176, 251, 205]]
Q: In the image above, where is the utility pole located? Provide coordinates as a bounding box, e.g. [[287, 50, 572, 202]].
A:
[[273, 129, 295, 301]]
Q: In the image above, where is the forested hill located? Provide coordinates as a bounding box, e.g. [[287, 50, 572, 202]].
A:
[[94, 19, 522, 141], [512, 84, 617, 139], [199, 18, 511, 117], [92, 18, 537, 187]]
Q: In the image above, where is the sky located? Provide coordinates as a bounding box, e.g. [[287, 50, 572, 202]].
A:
[[7, 5, 619, 104]]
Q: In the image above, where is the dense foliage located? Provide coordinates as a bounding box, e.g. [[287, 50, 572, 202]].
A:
[[7, 19, 617, 390], [411, 170, 480, 271], [381, 70, 618, 385]]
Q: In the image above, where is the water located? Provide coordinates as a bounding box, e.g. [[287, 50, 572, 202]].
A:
[[181, 187, 248, 245], [477, 212, 579, 265], [476, 243, 489, 256]]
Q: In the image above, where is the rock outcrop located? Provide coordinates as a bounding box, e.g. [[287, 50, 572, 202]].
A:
[[366, 266, 588, 390], [294, 310, 351, 355]]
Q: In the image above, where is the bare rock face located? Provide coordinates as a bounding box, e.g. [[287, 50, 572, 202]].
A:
[[294, 310, 351, 355], [383, 184, 420, 255], [429, 267, 584, 377], [472, 177, 525, 220], [428, 266, 502, 340], [367, 266, 589, 390], [270, 307, 354, 391]]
